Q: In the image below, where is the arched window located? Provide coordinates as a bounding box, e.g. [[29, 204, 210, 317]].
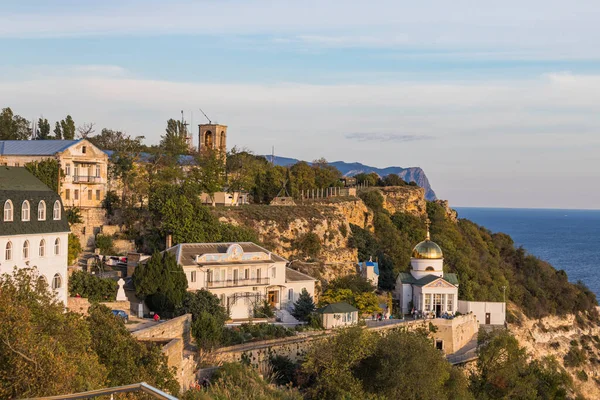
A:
[[38, 275, 48, 288], [38, 200, 46, 221], [5, 242, 12, 260], [425, 266, 435, 271], [53, 200, 61, 220], [220, 131, 226, 147], [52, 273, 62, 290], [4, 200, 13, 221], [54, 238, 60, 255], [205, 131, 213, 148], [21, 200, 30, 221], [39, 239, 45, 257], [23, 240, 29, 259]]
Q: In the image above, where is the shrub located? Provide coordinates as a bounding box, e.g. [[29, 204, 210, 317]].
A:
[[192, 311, 223, 350], [95, 234, 114, 255], [576, 370, 588, 381], [292, 232, 321, 259], [291, 288, 316, 322], [563, 347, 586, 368], [270, 355, 299, 386], [253, 299, 275, 318], [68, 270, 117, 302], [66, 207, 83, 225], [68, 233, 82, 265], [339, 223, 348, 238]]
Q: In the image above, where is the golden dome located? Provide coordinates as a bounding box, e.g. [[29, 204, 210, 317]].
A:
[[411, 230, 443, 259]]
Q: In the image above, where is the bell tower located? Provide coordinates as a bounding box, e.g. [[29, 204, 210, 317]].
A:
[[199, 124, 227, 154]]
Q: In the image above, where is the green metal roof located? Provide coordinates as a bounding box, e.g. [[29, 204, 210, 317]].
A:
[[318, 302, 359, 314], [397, 272, 459, 287], [0, 167, 69, 236], [443, 273, 459, 285]]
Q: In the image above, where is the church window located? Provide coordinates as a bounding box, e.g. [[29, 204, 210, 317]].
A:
[[53, 200, 61, 220], [52, 273, 62, 289], [4, 200, 13, 221], [447, 294, 454, 312], [425, 266, 434, 271], [5, 241, 12, 260], [21, 200, 30, 221], [23, 240, 29, 259], [54, 238, 60, 255], [39, 239, 46, 257], [424, 294, 431, 311], [38, 200, 46, 220], [204, 131, 213, 148]]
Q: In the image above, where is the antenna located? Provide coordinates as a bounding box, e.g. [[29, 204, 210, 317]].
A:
[[199, 108, 212, 124], [271, 146, 275, 164]]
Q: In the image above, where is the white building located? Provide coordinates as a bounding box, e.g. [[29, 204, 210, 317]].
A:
[[458, 300, 506, 325], [165, 242, 316, 320], [395, 229, 459, 317], [0, 167, 70, 304], [358, 257, 379, 287], [319, 302, 359, 329]]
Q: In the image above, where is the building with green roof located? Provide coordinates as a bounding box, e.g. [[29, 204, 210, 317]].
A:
[[318, 302, 359, 329], [0, 167, 70, 304]]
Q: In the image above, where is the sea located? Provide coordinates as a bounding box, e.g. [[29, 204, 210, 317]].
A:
[[455, 207, 600, 299]]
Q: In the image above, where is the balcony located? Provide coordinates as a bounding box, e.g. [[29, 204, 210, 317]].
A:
[[206, 277, 270, 289], [73, 175, 103, 184]]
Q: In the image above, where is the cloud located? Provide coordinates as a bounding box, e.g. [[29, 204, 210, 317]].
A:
[[344, 133, 434, 142]]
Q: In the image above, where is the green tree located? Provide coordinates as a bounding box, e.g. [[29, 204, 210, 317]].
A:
[[328, 274, 375, 293], [312, 158, 341, 189], [86, 304, 179, 394], [226, 147, 270, 192], [95, 234, 114, 255], [354, 172, 380, 186], [36, 117, 51, 139], [290, 161, 316, 196], [0, 268, 106, 398], [66, 207, 83, 225], [292, 232, 322, 260], [24, 159, 62, 193], [292, 288, 316, 321], [53, 121, 62, 139], [60, 115, 76, 140], [68, 233, 82, 265], [0, 107, 31, 140], [190, 149, 226, 205], [382, 173, 406, 186], [133, 251, 188, 314], [160, 118, 189, 156], [177, 289, 229, 323], [192, 311, 224, 350], [68, 271, 117, 301]]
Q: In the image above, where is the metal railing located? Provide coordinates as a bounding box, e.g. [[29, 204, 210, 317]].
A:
[[26, 382, 178, 400], [73, 175, 102, 183], [206, 277, 270, 288]]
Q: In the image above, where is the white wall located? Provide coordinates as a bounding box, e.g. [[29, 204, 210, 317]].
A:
[[283, 280, 316, 309], [458, 300, 506, 325], [0, 232, 69, 304], [322, 311, 358, 329]]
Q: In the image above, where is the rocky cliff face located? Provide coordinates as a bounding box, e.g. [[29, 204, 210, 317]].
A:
[[374, 186, 427, 217], [510, 306, 600, 399], [213, 199, 374, 281]]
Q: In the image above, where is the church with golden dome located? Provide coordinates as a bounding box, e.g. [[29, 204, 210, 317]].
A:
[[394, 226, 459, 317]]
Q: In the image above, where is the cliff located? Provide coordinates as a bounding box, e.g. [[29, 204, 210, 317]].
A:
[[367, 186, 427, 217], [509, 305, 600, 399], [268, 155, 437, 201]]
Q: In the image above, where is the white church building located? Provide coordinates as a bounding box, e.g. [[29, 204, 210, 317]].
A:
[[395, 229, 459, 317]]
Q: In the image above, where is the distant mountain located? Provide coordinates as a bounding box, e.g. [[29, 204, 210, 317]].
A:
[[265, 155, 437, 201]]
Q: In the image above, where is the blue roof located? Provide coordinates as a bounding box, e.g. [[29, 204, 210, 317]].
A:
[[104, 150, 196, 165], [359, 260, 379, 275], [0, 140, 80, 156]]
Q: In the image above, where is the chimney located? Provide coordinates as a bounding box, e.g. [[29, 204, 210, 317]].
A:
[[166, 234, 173, 249]]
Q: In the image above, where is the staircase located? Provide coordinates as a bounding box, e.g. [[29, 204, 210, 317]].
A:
[[277, 308, 301, 325], [77, 252, 97, 271]]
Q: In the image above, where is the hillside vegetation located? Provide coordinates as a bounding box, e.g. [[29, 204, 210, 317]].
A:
[[350, 190, 598, 320]]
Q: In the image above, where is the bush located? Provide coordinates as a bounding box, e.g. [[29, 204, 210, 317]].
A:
[[253, 299, 275, 318], [95, 234, 114, 255], [68, 271, 118, 302], [292, 232, 322, 259], [192, 311, 223, 350], [221, 323, 296, 346], [291, 288, 316, 322], [68, 233, 82, 265], [563, 347, 587, 368], [576, 370, 588, 381], [270, 355, 299, 386]]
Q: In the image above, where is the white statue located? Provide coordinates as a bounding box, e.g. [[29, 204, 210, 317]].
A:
[[116, 278, 127, 301]]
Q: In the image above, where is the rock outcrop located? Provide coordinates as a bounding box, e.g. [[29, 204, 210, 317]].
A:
[[373, 186, 427, 218]]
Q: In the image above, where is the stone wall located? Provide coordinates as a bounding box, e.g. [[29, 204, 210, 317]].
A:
[[431, 314, 479, 354], [67, 296, 131, 316], [70, 207, 107, 251], [132, 314, 192, 345]]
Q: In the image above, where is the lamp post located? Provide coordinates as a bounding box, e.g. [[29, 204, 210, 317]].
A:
[[502, 285, 507, 325]]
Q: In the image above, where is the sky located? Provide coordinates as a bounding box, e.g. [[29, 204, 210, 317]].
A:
[[1, 0, 600, 209]]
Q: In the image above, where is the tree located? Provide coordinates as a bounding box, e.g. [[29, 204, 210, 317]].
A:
[[292, 232, 322, 259], [77, 122, 95, 138], [160, 118, 189, 156], [68, 271, 117, 301], [312, 158, 341, 189], [189, 149, 225, 205], [177, 289, 229, 323], [66, 207, 83, 225], [95, 234, 114, 255], [60, 115, 76, 140], [226, 147, 270, 192], [86, 304, 179, 394], [68, 233, 82, 265], [291, 288, 316, 321], [0, 268, 107, 398], [0, 107, 31, 140], [382, 173, 406, 186], [328, 274, 375, 293], [133, 251, 188, 314], [192, 311, 224, 350], [53, 121, 62, 139], [36, 118, 51, 139], [319, 288, 381, 315], [24, 159, 62, 193]]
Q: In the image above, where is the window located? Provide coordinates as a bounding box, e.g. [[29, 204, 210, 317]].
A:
[[96, 190, 101, 200], [21, 200, 30, 221], [52, 273, 62, 289], [38, 275, 48, 287], [425, 266, 435, 271], [65, 164, 71, 176], [23, 240, 29, 259], [4, 200, 13, 221], [424, 294, 431, 311], [220, 294, 226, 304], [88, 190, 92, 200], [190, 271, 197, 283], [54, 238, 60, 255], [5, 241, 12, 260], [220, 269, 226, 282], [39, 239, 45, 257], [74, 190, 79, 200], [37, 200, 46, 220], [256, 268, 262, 282], [65, 189, 70, 200], [53, 200, 61, 220], [447, 294, 454, 312], [74, 165, 79, 178], [288, 288, 294, 301], [95, 165, 101, 177], [271, 267, 276, 279], [82, 146, 87, 154], [244, 268, 249, 280]]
